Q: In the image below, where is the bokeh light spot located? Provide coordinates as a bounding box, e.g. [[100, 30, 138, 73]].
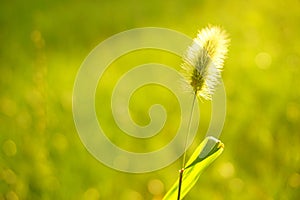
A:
[[2, 140, 17, 157], [218, 162, 235, 178], [2, 169, 17, 185], [286, 102, 299, 123], [0, 98, 17, 117], [83, 188, 100, 200], [121, 189, 143, 200], [147, 179, 164, 196], [255, 52, 272, 69], [288, 173, 300, 188]]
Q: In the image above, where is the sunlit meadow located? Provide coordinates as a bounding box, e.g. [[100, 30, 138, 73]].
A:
[[1, 0, 300, 199]]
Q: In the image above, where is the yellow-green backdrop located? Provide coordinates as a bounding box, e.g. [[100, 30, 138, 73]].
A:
[[1, 0, 299, 199]]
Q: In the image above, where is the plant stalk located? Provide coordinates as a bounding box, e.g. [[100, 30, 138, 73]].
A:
[[182, 93, 197, 168], [177, 168, 184, 200], [177, 93, 197, 199]]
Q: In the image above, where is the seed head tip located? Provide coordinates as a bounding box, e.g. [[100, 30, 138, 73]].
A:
[[181, 25, 230, 100]]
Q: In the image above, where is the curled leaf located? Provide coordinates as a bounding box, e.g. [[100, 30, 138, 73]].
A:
[[163, 136, 224, 200]]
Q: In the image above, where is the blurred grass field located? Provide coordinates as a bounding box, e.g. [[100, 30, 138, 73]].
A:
[[1, 0, 300, 199]]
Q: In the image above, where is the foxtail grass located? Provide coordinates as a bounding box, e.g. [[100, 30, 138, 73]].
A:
[[178, 25, 229, 200]]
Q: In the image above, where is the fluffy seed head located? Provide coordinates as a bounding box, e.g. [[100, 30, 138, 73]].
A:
[[182, 25, 230, 100]]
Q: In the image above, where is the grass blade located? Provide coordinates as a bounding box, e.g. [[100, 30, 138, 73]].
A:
[[163, 136, 224, 200]]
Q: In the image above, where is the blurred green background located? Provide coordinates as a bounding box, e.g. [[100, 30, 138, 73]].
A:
[[1, 0, 300, 199]]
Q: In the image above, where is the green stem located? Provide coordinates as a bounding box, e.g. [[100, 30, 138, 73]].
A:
[[181, 93, 197, 168], [177, 93, 196, 200]]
